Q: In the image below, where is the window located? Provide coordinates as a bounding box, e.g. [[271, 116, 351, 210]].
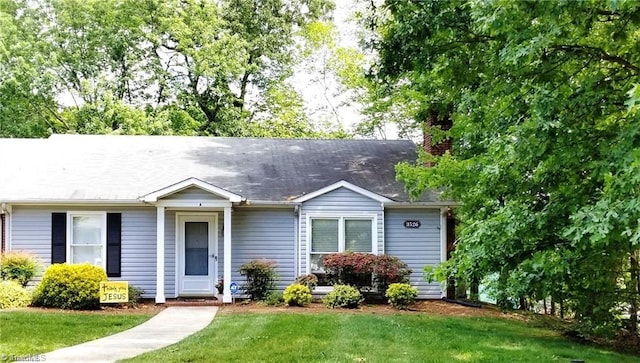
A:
[[309, 216, 375, 277], [68, 212, 106, 268]]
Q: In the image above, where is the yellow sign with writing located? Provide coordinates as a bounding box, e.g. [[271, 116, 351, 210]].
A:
[[100, 281, 129, 303]]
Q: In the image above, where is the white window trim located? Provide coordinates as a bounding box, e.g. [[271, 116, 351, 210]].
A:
[[66, 211, 107, 269], [306, 213, 378, 286]]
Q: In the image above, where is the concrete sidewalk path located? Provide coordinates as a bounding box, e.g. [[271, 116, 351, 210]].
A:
[[42, 306, 218, 363]]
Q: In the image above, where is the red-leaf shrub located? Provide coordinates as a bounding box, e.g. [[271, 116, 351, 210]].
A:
[[373, 254, 412, 292], [322, 252, 412, 293]]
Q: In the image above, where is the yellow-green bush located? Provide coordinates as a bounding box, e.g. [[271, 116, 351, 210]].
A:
[[1, 251, 41, 287], [386, 283, 418, 310], [32, 263, 107, 310], [0, 280, 32, 309], [283, 283, 312, 306], [323, 284, 363, 309]]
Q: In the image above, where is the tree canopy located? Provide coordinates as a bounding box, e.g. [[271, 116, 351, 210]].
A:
[[0, 0, 344, 138], [372, 0, 640, 335]]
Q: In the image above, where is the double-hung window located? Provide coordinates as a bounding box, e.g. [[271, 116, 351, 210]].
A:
[[309, 216, 376, 279], [68, 212, 107, 268]]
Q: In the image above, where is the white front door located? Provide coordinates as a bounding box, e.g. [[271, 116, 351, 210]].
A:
[[177, 214, 217, 296]]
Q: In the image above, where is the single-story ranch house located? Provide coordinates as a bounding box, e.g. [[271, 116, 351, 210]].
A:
[[0, 134, 454, 303]]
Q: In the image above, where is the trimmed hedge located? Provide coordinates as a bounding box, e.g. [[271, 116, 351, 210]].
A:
[[32, 263, 107, 310], [239, 260, 277, 301]]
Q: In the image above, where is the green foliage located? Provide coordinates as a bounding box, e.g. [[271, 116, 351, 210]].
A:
[[239, 260, 278, 301], [385, 283, 418, 310], [283, 283, 312, 307], [323, 252, 411, 292], [262, 291, 284, 306], [323, 284, 363, 309], [0, 280, 32, 309], [0, 0, 337, 138], [370, 0, 640, 336], [126, 285, 144, 308], [32, 263, 107, 310], [0, 251, 41, 287], [295, 274, 318, 291]]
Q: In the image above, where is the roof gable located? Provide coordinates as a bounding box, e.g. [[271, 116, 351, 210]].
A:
[[141, 177, 243, 203], [293, 180, 391, 203]]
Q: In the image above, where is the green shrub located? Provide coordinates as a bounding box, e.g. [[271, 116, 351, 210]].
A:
[[386, 283, 418, 309], [0, 280, 32, 309], [32, 263, 107, 310], [283, 283, 312, 306], [126, 285, 144, 308], [239, 259, 278, 301], [1, 251, 41, 287], [295, 274, 318, 291], [262, 291, 284, 306], [323, 284, 363, 309]]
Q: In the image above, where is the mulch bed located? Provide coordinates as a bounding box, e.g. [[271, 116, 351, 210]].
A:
[[218, 299, 515, 318]]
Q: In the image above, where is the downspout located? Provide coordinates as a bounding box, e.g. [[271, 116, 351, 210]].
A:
[[0, 203, 7, 253]]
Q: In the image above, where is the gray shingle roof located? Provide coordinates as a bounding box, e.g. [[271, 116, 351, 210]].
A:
[[0, 134, 443, 203]]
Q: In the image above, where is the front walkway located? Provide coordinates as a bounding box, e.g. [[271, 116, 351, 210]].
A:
[[42, 306, 218, 363]]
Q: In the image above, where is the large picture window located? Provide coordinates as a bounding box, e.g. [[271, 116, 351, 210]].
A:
[[309, 216, 375, 277], [68, 212, 106, 268]]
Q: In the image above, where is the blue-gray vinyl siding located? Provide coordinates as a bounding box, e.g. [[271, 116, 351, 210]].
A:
[[167, 187, 226, 200], [299, 187, 384, 275], [385, 209, 442, 299], [10, 205, 157, 298], [226, 208, 296, 292]]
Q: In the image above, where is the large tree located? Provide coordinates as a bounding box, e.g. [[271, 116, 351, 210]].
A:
[[372, 0, 640, 335], [0, 0, 338, 137]]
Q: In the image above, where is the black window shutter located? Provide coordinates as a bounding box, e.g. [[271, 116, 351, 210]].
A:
[[51, 213, 66, 263], [106, 213, 122, 277]]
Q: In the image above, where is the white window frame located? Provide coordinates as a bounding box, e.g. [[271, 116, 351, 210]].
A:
[[306, 213, 378, 289], [66, 211, 107, 269]]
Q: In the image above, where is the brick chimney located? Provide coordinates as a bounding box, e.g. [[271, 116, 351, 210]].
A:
[[423, 110, 453, 165]]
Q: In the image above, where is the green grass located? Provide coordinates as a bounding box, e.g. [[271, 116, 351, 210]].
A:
[[0, 309, 153, 358], [124, 312, 640, 363]]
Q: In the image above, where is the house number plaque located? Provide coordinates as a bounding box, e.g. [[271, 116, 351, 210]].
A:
[[404, 220, 421, 228]]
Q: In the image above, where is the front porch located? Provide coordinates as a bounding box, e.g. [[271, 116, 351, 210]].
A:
[[142, 178, 243, 304]]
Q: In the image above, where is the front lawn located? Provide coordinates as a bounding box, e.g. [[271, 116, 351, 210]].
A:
[[0, 309, 155, 358], [124, 311, 639, 363]]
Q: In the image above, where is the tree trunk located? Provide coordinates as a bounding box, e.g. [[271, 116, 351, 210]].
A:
[[629, 249, 639, 335]]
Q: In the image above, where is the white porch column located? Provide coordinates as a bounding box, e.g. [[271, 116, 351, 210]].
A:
[[440, 207, 448, 298], [223, 206, 232, 303], [155, 206, 166, 304]]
